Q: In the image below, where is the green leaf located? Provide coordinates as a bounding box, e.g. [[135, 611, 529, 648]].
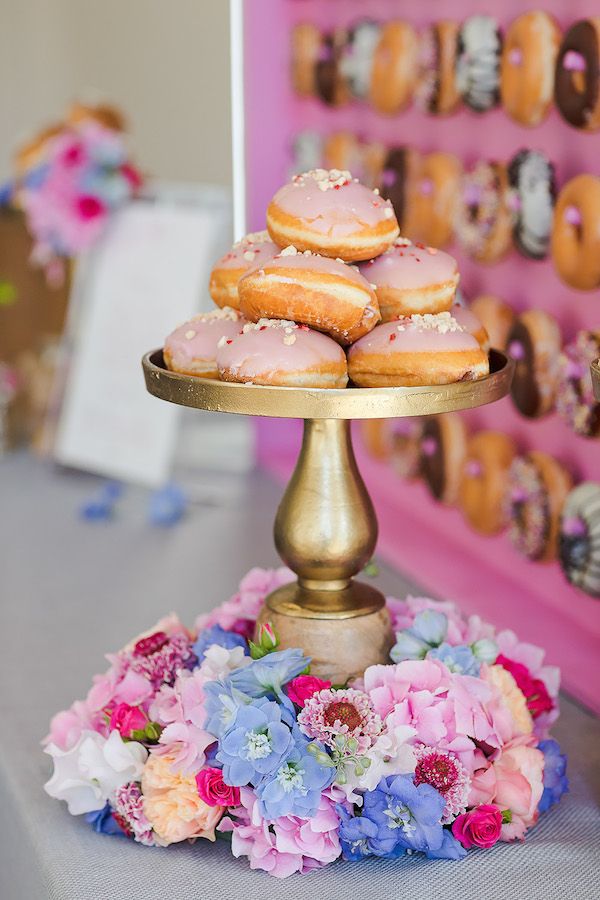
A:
[[363, 559, 379, 578], [501, 809, 512, 824]]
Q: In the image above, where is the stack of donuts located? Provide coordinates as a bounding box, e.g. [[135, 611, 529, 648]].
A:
[[163, 169, 491, 391], [291, 134, 600, 290], [292, 13, 600, 131], [361, 413, 600, 598]]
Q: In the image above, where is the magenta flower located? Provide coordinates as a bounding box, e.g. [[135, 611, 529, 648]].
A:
[[452, 804, 503, 849], [413, 746, 470, 823], [196, 767, 240, 808], [286, 675, 332, 708], [112, 781, 156, 846], [194, 567, 294, 637], [108, 703, 147, 738]]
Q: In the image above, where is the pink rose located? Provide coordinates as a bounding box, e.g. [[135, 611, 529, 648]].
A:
[[196, 767, 240, 807], [452, 805, 503, 849], [109, 703, 147, 738], [286, 675, 331, 708]]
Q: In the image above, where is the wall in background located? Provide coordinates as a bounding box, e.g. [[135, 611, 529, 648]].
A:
[[0, 0, 232, 186]]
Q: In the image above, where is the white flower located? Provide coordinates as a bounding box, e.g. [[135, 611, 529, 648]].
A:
[[338, 723, 417, 806], [198, 645, 250, 683], [44, 730, 148, 815]]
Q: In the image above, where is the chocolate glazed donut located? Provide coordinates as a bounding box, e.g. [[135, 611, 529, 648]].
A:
[[316, 30, 350, 106], [507, 311, 561, 419], [554, 19, 600, 131], [420, 413, 468, 505], [378, 147, 420, 235]]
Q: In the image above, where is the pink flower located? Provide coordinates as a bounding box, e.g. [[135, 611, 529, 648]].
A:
[[112, 781, 156, 846], [76, 194, 106, 221], [194, 567, 293, 636], [108, 703, 147, 738], [43, 700, 105, 751], [150, 669, 214, 773], [196, 767, 240, 807], [218, 787, 342, 877], [495, 630, 559, 738], [413, 746, 470, 823], [496, 655, 554, 720], [297, 688, 382, 753], [57, 139, 86, 169], [452, 804, 503, 849], [286, 675, 331, 708]]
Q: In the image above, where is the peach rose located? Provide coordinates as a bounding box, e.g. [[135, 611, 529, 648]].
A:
[[485, 664, 533, 736], [494, 744, 544, 841], [141, 753, 223, 845]]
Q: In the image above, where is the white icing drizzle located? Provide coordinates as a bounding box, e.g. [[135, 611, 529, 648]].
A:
[[456, 15, 501, 111]]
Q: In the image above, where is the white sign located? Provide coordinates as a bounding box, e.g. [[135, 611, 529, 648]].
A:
[[55, 201, 216, 486]]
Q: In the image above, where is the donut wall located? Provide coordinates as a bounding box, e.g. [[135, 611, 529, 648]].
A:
[[241, 0, 600, 710]]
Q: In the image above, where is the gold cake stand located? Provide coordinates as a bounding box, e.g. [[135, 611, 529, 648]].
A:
[[142, 348, 513, 682], [591, 359, 600, 402]]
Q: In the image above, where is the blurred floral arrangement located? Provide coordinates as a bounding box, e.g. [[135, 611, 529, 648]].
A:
[[44, 568, 568, 878], [1, 102, 143, 284]]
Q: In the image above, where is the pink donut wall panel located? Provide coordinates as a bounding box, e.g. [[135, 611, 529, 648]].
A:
[[243, 0, 600, 710]]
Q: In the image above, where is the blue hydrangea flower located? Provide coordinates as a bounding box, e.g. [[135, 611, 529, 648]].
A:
[[216, 698, 293, 786], [193, 625, 247, 661], [255, 728, 334, 820], [203, 680, 253, 739], [227, 648, 309, 715], [361, 775, 447, 857], [337, 805, 380, 861], [85, 803, 123, 836], [391, 610, 449, 663], [427, 642, 481, 677], [538, 739, 569, 813]]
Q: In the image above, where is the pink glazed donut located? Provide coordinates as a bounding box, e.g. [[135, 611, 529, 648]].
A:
[[347, 312, 489, 387], [164, 308, 246, 378], [450, 304, 490, 352], [209, 231, 278, 309], [216, 319, 348, 389], [359, 238, 459, 320], [266, 169, 399, 262]]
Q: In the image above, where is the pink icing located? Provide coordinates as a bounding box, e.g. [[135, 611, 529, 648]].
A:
[[271, 171, 396, 237], [419, 178, 434, 196], [451, 305, 484, 336], [244, 249, 372, 289], [564, 205, 582, 227], [563, 50, 586, 72], [213, 231, 278, 271], [465, 459, 483, 477], [508, 340, 526, 361], [216, 322, 345, 378], [348, 316, 479, 356], [359, 241, 458, 290], [165, 311, 246, 366], [421, 436, 438, 457], [508, 47, 523, 66]]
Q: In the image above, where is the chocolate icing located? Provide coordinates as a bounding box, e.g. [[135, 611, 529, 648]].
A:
[[555, 20, 600, 128], [508, 320, 542, 418], [420, 418, 445, 500], [379, 147, 407, 226], [316, 31, 347, 106]]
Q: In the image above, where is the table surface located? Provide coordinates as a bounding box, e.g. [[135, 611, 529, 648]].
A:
[[1, 453, 598, 900]]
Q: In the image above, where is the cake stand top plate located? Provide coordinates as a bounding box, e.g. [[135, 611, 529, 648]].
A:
[[142, 348, 513, 420], [591, 359, 600, 402]]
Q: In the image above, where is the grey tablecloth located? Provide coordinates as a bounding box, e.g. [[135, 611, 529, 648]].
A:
[[0, 453, 598, 900]]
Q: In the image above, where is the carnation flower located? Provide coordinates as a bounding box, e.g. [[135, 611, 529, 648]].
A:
[[495, 630, 559, 737], [297, 688, 382, 754], [219, 786, 342, 877], [413, 746, 470, 823], [141, 753, 223, 845], [496, 655, 554, 722], [485, 664, 533, 735], [112, 781, 156, 845]]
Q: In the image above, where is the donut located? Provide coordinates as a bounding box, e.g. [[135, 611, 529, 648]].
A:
[[359, 239, 459, 320], [507, 309, 561, 418], [554, 19, 600, 131], [451, 304, 490, 352], [164, 308, 246, 378], [456, 15, 502, 113], [238, 245, 379, 345], [455, 161, 513, 263], [315, 29, 351, 107], [209, 231, 278, 310], [556, 330, 600, 437], [414, 20, 461, 115], [470, 295, 515, 351], [377, 146, 422, 235], [216, 319, 348, 389], [551, 174, 600, 291], [458, 431, 517, 535], [340, 20, 380, 101], [507, 150, 556, 260], [369, 21, 419, 115], [290, 131, 323, 176], [420, 413, 468, 506], [360, 419, 393, 461], [266, 169, 399, 262], [410, 152, 462, 248], [291, 23, 322, 97], [505, 451, 572, 562], [559, 483, 600, 597], [500, 12, 561, 126], [347, 313, 489, 388], [323, 132, 364, 180], [391, 420, 424, 480]]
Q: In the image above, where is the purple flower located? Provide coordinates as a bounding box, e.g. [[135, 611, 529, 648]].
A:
[[538, 739, 569, 813], [193, 625, 248, 661]]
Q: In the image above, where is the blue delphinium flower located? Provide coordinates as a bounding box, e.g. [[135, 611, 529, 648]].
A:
[[148, 483, 187, 526], [538, 739, 569, 813], [337, 805, 380, 860], [216, 698, 293, 786], [424, 828, 466, 860], [85, 803, 123, 836], [203, 680, 253, 739], [193, 625, 248, 661], [227, 648, 309, 715], [362, 774, 447, 857], [255, 729, 334, 820], [427, 642, 481, 677]]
